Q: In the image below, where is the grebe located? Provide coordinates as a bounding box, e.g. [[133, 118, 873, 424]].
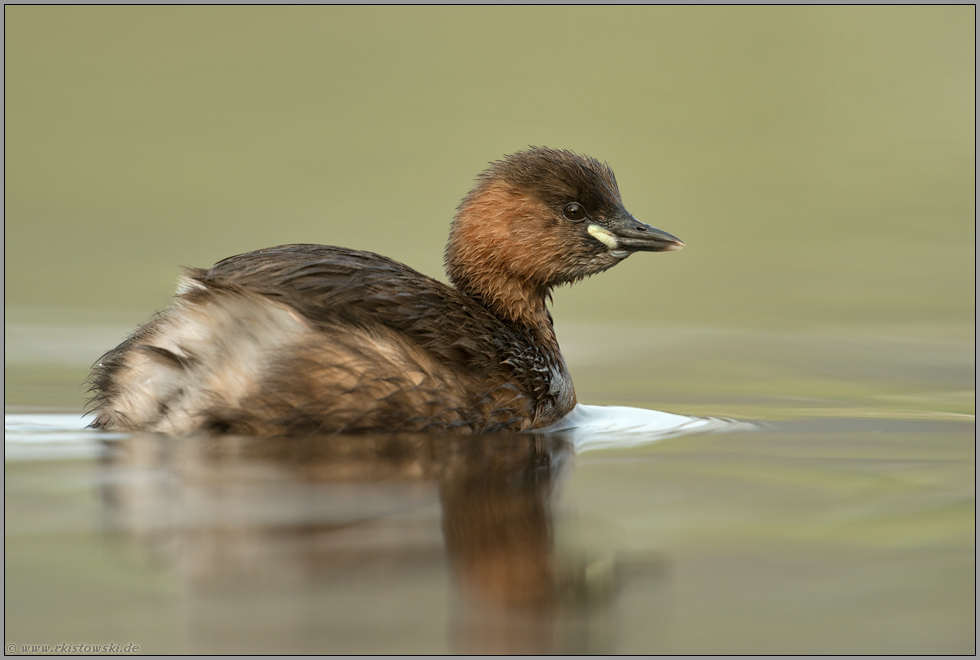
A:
[[88, 148, 683, 435]]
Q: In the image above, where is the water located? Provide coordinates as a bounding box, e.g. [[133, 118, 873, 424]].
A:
[[4, 395, 973, 654], [2, 406, 749, 461]]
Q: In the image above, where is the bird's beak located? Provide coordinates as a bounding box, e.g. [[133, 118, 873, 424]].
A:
[[590, 214, 685, 254]]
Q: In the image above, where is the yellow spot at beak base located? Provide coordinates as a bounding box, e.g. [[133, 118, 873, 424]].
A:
[[587, 224, 620, 250]]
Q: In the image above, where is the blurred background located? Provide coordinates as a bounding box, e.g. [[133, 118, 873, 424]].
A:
[[4, 6, 975, 414], [5, 8, 975, 655]]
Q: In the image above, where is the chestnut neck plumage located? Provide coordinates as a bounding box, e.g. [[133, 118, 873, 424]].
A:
[[444, 180, 563, 339]]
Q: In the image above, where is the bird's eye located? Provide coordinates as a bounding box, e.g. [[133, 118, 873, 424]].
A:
[[563, 202, 587, 222]]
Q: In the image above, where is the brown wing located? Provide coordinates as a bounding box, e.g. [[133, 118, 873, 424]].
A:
[[89, 245, 568, 435], [198, 244, 534, 385]]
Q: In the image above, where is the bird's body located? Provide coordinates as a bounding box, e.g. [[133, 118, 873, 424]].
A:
[[88, 148, 682, 435]]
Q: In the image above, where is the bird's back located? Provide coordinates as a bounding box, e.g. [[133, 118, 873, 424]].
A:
[[88, 245, 573, 435]]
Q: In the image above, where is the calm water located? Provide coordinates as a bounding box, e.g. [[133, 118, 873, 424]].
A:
[[5, 323, 974, 655]]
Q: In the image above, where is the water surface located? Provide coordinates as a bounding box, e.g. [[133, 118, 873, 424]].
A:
[[4, 378, 973, 654]]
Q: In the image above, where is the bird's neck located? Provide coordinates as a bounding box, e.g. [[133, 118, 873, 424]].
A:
[[445, 183, 558, 334], [459, 270, 554, 332]]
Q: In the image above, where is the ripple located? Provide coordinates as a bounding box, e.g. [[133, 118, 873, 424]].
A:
[[4, 413, 115, 461], [4, 406, 756, 461], [538, 404, 755, 453]]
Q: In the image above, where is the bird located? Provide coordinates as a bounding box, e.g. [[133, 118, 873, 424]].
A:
[[87, 147, 684, 436]]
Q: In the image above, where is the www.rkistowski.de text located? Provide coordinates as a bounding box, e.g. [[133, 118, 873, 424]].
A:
[[8, 642, 140, 654]]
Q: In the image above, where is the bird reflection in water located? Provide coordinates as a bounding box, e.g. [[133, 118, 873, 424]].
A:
[[98, 431, 665, 654]]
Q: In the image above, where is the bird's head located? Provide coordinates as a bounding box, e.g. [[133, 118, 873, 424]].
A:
[[446, 147, 683, 325]]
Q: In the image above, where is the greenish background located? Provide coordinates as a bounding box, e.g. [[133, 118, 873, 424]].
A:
[[4, 9, 975, 654], [4, 6, 975, 416]]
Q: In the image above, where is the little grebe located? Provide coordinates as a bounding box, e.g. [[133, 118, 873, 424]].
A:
[[88, 148, 683, 435]]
